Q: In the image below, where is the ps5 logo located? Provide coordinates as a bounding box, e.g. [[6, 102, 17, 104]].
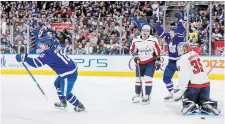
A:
[[74, 59, 108, 67], [0, 55, 6, 67]]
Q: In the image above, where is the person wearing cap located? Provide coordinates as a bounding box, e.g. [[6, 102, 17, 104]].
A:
[[155, 13, 185, 101]]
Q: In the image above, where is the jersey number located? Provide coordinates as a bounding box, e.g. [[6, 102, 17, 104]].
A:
[[55, 46, 70, 64], [190, 58, 204, 74]]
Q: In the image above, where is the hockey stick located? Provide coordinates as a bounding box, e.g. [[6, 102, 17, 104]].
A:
[[2, 34, 48, 100], [207, 51, 225, 75], [137, 61, 144, 98]]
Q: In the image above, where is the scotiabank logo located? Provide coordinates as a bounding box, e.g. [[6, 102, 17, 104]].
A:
[[0, 55, 6, 67], [203, 60, 224, 68]]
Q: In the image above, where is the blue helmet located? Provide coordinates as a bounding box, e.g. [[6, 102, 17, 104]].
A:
[[170, 27, 177, 32], [41, 39, 55, 47]]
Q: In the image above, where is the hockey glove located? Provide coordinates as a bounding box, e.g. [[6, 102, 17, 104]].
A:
[[134, 57, 139, 64], [155, 57, 161, 71], [175, 13, 182, 20], [16, 54, 27, 62]]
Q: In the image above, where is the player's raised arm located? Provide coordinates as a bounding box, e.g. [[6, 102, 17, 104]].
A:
[[155, 22, 170, 42], [175, 13, 185, 37]]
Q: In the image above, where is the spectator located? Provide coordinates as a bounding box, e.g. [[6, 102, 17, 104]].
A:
[[74, 44, 86, 54], [3, 1, 223, 56], [212, 28, 223, 40], [64, 38, 72, 54], [188, 35, 199, 45], [85, 42, 93, 54], [14, 40, 26, 54]]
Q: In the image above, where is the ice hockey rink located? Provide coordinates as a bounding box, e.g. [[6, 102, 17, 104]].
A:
[[1, 75, 224, 124]]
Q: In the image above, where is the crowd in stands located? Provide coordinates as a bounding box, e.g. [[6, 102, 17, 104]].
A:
[[185, 3, 224, 54], [0, 1, 224, 55]]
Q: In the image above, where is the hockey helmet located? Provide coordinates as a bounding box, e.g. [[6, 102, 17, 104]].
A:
[[141, 25, 151, 31], [41, 39, 55, 47], [177, 42, 191, 56], [170, 27, 177, 32]]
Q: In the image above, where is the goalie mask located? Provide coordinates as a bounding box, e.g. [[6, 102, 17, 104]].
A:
[[177, 42, 191, 56], [141, 25, 151, 40]]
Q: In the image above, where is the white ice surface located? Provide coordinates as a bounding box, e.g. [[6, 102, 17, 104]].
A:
[[1, 75, 224, 124]]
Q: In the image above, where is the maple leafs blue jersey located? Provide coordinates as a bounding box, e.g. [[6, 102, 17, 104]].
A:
[[25, 45, 77, 77], [156, 23, 185, 61]]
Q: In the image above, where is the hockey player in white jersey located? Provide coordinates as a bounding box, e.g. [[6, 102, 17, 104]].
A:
[[130, 25, 161, 104], [173, 43, 220, 115]]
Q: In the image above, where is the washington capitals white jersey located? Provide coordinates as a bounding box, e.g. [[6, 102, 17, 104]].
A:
[[130, 35, 161, 64], [177, 51, 210, 90]]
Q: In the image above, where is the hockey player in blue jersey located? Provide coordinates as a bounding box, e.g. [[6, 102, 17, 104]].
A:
[[15, 39, 85, 112], [155, 13, 185, 100]]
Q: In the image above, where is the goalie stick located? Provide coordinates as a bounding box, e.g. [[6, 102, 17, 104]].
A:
[[1, 34, 48, 100], [207, 50, 225, 75]]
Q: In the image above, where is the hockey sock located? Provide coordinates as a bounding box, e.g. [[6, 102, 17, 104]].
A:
[[165, 82, 174, 92], [56, 88, 66, 101], [145, 81, 152, 95], [66, 93, 80, 107], [135, 82, 141, 94], [163, 77, 174, 92]]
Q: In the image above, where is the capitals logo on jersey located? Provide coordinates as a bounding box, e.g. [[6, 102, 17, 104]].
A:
[[130, 35, 161, 64]]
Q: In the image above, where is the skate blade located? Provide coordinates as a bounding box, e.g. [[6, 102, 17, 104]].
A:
[[164, 98, 175, 103], [141, 101, 150, 105], [132, 100, 141, 104], [54, 106, 67, 111]]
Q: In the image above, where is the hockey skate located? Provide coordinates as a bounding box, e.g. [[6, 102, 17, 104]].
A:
[[200, 101, 220, 115], [74, 102, 85, 112], [164, 90, 174, 101], [54, 101, 67, 110], [142, 95, 150, 105], [132, 94, 142, 103]]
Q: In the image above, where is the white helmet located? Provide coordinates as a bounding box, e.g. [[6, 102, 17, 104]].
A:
[[141, 25, 151, 40], [141, 25, 151, 31]]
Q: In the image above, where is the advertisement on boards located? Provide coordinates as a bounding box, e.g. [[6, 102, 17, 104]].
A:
[[0, 54, 224, 74], [51, 23, 72, 31], [214, 40, 224, 55]]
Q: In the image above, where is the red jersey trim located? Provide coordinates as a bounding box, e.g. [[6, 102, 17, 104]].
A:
[[154, 42, 161, 55], [188, 82, 210, 88], [138, 56, 157, 64], [130, 43, 136, 53]]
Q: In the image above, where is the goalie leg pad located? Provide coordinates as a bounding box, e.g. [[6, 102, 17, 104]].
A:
[[200, 101, 220, 115], [181, 99, 197, 115]]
